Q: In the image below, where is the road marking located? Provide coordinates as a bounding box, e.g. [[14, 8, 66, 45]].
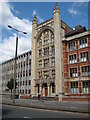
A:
[[23, 116, 30, 119]]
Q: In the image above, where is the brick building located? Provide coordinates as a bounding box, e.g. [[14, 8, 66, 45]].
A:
[[63, 26, 90, 96]]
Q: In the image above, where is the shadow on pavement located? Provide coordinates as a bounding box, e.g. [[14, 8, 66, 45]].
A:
[[2, 109, 12, 116]]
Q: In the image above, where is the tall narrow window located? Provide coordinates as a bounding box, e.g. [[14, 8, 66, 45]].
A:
[[70, 68, 78, 77], [79, 38, 88, 48]]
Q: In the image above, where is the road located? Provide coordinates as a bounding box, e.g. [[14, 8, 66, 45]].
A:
[[2, 105, 89, 119]]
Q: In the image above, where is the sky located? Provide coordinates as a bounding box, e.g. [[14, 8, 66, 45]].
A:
[[0, 0, 89, 63]]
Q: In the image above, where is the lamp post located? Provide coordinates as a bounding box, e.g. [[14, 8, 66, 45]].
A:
[[8, 25, 27, 103]]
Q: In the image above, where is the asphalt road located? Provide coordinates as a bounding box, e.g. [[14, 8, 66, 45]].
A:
[[2, 105, 89, 119]]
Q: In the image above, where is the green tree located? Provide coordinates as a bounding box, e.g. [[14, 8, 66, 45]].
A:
[[6, 78, 17, 99]]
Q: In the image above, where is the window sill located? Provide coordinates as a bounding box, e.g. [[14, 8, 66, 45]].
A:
[[69, 62, 77, 64], [79, 46, 88, 49]]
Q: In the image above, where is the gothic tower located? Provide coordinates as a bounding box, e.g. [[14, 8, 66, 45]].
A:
[[53, 3, 64, 100], [31, 15, 38, 96]]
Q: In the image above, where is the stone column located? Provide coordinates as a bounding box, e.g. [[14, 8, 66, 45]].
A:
[[53, 3, 64, 100], [50, 84, 52, 96]]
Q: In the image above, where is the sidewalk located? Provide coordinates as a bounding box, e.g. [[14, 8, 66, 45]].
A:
[[2, 98, 90, 114]]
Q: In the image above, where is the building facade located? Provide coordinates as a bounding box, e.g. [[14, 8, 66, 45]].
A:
[[1, 3, 90, 98], [63, 26, 90, 96], [31, 3, 72, 98], [2, 51, 31, 96]]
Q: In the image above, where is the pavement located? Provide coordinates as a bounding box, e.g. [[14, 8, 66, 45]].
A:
[[2, 98, 90, 114]]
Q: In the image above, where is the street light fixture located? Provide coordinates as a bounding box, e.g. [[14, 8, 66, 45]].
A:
[[8, 25, 27, 103]]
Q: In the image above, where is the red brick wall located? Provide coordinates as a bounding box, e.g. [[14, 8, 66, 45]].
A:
[[62, 35, 90, 96]]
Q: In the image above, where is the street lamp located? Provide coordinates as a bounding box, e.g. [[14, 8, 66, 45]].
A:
[[8, 25, 27, 103]]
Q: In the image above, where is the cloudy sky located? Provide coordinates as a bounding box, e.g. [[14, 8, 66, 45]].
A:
[[0, 0, 89, 63]]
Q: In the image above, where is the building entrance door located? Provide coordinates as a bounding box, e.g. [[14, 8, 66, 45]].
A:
[[45, 88, 48, 97]]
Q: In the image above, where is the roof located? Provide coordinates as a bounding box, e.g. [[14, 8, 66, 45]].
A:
[[37, 17, 72, 30], [65, 26, 87, 37], [2, 50, 31, 65]]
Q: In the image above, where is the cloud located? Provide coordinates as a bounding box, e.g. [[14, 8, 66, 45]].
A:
[[0, 1, 32, 63], [68, 3, 81, 16], [0, 34, 31, 63], [32, 10, 44, 23], [68, 8, 80, 15]]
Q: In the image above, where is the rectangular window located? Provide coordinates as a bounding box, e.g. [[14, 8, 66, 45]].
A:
[[39, 60, 42, 69], [81, 66, 90, 76], [44, 71, 49, 79], [70, 82, 78, 94], [52, 57, 55, 66], [39, 38, 42, 47], [39, 49, 42, 58], [80, 51, 89, 62], [44, 33, 49, 45], [52, 46, 55, 55], [52, 70, 55, 79], [69, 54, 77, 64], [23, 71, 25, 77], [23, 81, 24, 85], [82, 81, 90, 94], [79, 38, 88, 48], [44, 59, 49, 68], [29, 80, 31, 85], [70, 68, 78, 77], [39, 72, 42, 79], [29, 90, 31, 94], [68, 41, 76, 51], [29, 70, 31, 76], [44, 47, 49, 57]]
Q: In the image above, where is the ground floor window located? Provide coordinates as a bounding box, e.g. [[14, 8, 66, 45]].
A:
[[71, 82, 79, 94], [82, 81, 90, 94]]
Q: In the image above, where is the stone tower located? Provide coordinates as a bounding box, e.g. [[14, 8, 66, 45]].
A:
[[53, 3, 64, 100], [31, 15, 38, 96]]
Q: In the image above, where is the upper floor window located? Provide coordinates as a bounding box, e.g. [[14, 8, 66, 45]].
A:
[[44, 47, 49, 57], [70, 68, 78, 77], [52, 70, 55, 79], [80, 51, 89, 62], [69, 54, 77, 64], [52, 57, 55, 66], [52, 46, 55, 55], [44, 58, 49, 68], [39, 72, 42, 79], [44, 71, 49, 79], [39, 60, 42, 69], [68, 41, 76, 51], [39, 49, 42, 58], [44, 31, 49, 45], [79, 38, 88, 49], [81, 66, 90, 76], [39, 38, 42, 47]]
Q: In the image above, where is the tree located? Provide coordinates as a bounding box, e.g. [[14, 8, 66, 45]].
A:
[[6, 78, 17, 99]]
